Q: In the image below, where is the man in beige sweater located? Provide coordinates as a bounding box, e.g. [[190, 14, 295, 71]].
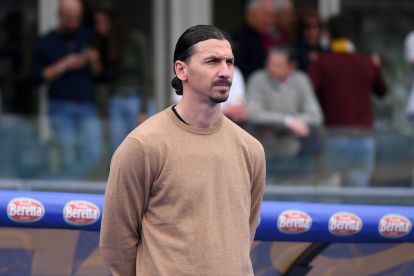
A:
[[100, 25, 266, 276]]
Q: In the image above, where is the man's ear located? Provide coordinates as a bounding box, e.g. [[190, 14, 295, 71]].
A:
[[175, 61, 187, 81]]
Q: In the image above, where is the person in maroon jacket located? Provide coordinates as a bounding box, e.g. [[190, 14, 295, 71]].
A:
[[308, 15, 387, 187]]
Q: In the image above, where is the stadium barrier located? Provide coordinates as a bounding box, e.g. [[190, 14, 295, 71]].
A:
[[0, 190, 413, 275]]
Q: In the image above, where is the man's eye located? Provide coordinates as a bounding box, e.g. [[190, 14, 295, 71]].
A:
[[227, 60, 234, 65]]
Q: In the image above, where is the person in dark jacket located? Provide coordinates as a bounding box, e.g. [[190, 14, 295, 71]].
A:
[[294, 11, 326, 72], [32, 0, 103, 176], [308, 15, 387, 187], [232, 0, 276, 80]]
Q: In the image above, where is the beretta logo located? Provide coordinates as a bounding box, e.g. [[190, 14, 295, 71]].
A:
[[277, 210, 312, 234], [7, 197, 45, 223], [63, 200, 101, 226], [378, 214, 412, 238], [329, 212, 363, 236]]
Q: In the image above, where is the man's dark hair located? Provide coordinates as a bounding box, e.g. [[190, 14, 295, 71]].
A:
[[171, 25, 232, 95], [328, 15, 353, 39], [268, 46, 298, 64]]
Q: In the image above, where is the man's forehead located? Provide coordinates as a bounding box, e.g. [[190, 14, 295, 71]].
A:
[[269, 51, 288, 62], [192, 39, 233, 57], [61, 0, 83, 13]]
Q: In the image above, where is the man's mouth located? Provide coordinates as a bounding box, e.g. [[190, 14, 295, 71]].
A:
[[213, 80, 232, 87]]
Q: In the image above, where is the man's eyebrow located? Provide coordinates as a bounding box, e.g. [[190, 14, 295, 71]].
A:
[[203, 55, 235, 61]]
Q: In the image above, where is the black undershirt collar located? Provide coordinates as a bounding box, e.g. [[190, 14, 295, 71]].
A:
[[172, 105, 188, 125]]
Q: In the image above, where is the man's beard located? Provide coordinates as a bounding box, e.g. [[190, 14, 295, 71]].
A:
[[209, 79, 232, 104], [209, 90, 229, 104]]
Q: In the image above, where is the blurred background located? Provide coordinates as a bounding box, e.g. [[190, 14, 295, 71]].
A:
[[1, 0, 414, 206]]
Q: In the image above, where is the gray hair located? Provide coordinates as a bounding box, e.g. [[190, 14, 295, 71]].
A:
[[273, 0, 293, 13], [246, 0, 276, 12], [268, 47, 297, 63]]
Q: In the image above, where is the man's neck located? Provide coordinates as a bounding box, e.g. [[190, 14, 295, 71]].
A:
[[175, 96, 222, 129]]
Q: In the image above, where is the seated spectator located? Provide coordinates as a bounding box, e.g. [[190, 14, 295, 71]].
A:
[[247, 47, 323, 181], [308, 15, 387, 187], [294, 11, 327, 72]]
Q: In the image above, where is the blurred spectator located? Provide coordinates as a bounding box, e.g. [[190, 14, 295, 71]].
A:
[[247, 48, 322, 180], [32, 0, 103, 176], [273, 0, 296, 46], [404, 30, 414, 121], [0, 10, 23, 113], [232, 0, 276, 80], [308, 15, 387, 187], [92, 6, 151, 151], [294, 11, 327, 72]]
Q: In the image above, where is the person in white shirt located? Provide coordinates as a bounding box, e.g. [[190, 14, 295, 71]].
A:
[[404, 30, 414, 120]]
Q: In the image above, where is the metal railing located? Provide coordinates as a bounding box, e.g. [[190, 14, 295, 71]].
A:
[[0, 114, 414, 203]]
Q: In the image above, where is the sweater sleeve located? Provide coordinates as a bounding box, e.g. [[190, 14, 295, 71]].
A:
[[249, 144, 266, 246], [100, 137, 152, 276]]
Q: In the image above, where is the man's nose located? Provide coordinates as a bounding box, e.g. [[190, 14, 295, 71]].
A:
[[218, 62, 232, 79]]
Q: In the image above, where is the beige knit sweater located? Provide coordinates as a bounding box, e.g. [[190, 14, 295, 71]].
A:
[[100, 107, 266, 276]]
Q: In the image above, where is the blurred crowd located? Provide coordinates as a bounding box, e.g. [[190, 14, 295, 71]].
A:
[[4, 0, 414, 187], [229, 0, 387, 187], [31, 0, 155, 178]]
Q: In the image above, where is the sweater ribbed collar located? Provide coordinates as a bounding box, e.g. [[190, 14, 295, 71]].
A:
[[167, 105, 224, 135]]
